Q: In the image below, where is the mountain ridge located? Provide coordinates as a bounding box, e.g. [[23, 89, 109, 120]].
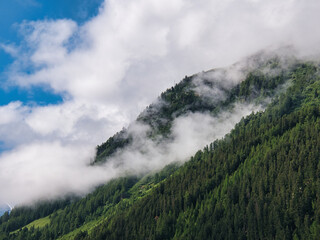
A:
[[94, 51, 294, 165], [1, 52, 320, 240]]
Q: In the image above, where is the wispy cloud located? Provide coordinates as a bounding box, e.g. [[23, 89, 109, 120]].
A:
[[0, 44, 19, 58], [1, 0, 320, 205]]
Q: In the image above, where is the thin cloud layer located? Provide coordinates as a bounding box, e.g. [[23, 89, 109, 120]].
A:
[[0, 102, 262, 205], [0, 0, 320, 205], [0, 142, 112, 204], [105, 103, 262, 176]]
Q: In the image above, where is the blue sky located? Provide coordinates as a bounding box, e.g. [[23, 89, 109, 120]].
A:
[[0, 0, 103, 106]]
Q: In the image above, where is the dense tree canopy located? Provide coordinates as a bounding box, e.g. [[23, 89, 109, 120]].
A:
[[1, 58, 320, 240]]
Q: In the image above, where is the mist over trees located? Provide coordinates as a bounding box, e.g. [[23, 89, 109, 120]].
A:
[[1, 55, 320, 239]]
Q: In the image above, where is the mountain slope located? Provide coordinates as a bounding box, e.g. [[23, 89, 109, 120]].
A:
[[78, 62, 320, 240], [94, 52, 292, 164], [1, 54, 320, 240]]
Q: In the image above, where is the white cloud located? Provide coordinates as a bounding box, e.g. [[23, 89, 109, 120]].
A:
[[0, 102, 26, 125], [0, 44, 19, 58], [7, 0, 320, 105], [1, 0, 320, 205], [102, 103, 262, 177], [0, 142, 112, 205]]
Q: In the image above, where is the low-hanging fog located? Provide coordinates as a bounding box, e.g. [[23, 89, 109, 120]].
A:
[[0, 51, 291, 206], [0, 0, 320, 206], [0, 100, 263, 205]]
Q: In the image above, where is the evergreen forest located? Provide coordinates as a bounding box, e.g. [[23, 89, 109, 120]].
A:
[[1, 55, 320, 240]]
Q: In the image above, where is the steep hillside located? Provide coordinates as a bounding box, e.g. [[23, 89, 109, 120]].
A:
[[94, 52, 293, 164], [1, 54, 320, 240], [85, 63, 320, 240]]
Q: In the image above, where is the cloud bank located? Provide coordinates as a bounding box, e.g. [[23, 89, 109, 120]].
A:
[[0, 102, 262, 205], [0, 0, 320, 206], [104, 103, 263, 176]]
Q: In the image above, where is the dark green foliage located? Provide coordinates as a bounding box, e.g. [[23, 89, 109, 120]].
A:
[[74, 230, 89, 240], [0, 164, 179, 240], [1, 177, 139, 240], [94, 58, 290, 164], [0, 198, 72, 234], [95, 130, 131, 163], [82, 62, 320, 240], [1, 60, 320, 240], [45, 177, 138, 237]]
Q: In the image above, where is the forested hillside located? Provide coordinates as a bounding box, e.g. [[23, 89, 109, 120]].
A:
[[1, 56, 320, 240], [86, 63, 320, 240], [95, 53, 291, 164]]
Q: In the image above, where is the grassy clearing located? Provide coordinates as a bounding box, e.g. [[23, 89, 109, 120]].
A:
[[10, 215, 50, 234]]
